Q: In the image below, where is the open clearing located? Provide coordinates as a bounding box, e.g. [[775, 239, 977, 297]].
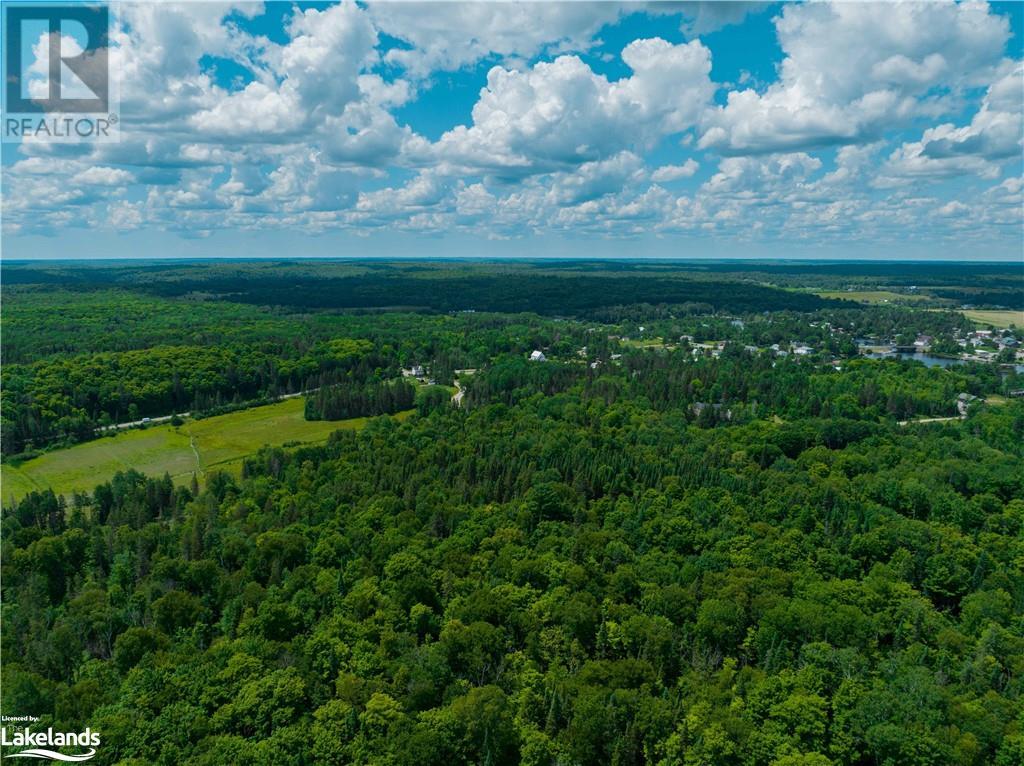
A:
[[2, 398, 411, 502], [622, 337, 666, 348], [960, 309, 1023, 328], [815, 290, 928, 305]]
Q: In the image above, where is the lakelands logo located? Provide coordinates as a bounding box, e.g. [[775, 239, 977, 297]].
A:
[[2, 3, 120, 142], [0, 717, 100, 761]]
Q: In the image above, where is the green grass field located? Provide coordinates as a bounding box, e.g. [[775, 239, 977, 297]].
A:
[[622, 337, 666, 348], [1, 398, 411, 502], [815, 290, 928, 304], [960, 309, 1023, 328]]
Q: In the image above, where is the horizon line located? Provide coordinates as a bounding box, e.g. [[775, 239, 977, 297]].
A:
[[3, 256, 1023, 266]]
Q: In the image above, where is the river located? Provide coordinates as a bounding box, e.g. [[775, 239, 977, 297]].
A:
[[864, 351, 1024, 373], [864, 351, 966, 368]]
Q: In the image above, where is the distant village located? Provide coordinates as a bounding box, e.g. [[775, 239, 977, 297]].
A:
[[513, 319, 1024, 370], [615, 320, 1024, 366], [401, 319, 1024, 415]]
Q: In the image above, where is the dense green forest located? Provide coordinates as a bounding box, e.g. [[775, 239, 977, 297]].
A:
[[4, 259, 1020, 311], [305, 380, 418, 421], [1, 260, 1022, 765]]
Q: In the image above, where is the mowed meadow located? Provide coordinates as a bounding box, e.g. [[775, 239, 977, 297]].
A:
[[814, 289, 930, 305], [1, 397, 411, 502], [959, 309, 1024, 329]]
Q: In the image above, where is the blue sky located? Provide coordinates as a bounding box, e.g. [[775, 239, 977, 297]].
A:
[[2, 0, 1022, 260]]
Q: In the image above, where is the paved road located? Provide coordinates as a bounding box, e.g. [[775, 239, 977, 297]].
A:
[[96, 412, 190, 432], [95, 388, 320, 433], [898, 415, 964, 426]]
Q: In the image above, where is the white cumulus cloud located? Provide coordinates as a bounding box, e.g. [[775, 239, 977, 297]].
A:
[[434, 38, 713, 176], [700, 0, 1010, 153], [652, 160, 700, 182]]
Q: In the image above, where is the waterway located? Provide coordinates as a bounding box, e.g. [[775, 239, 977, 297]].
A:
[[864, 351, 965, 368], [863, 351, 1024, 374]]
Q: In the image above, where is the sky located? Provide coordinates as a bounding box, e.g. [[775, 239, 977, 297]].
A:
[[2, 0, 1022, 260]]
